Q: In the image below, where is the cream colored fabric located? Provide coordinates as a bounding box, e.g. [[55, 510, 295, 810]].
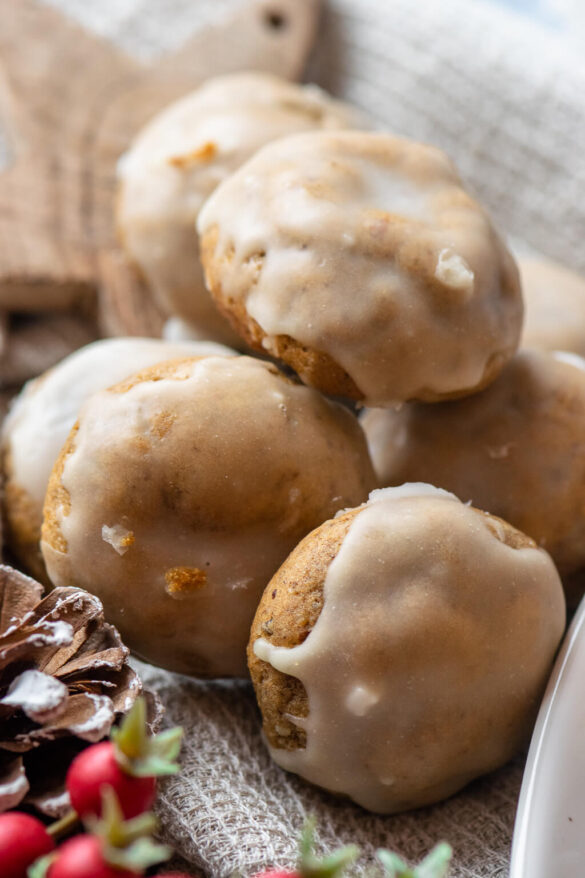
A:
[[25, 0, 585, 873]]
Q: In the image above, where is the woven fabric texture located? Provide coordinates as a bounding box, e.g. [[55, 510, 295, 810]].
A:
[[12, 0, 585, 874], [136, 661, 522, 878]]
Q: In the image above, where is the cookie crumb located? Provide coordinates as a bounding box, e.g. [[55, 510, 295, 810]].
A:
[[168, 141, 217, 168], [102, 524, 135, 556], [165, 566, 207, 599]]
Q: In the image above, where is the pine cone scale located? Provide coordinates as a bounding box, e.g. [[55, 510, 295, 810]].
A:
[[0, 566, 143, 813]]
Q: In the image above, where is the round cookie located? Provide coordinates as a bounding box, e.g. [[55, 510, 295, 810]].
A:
[[520, 256, 585, 354], [1, 337, 234, 581], [198, 130, 522, 405], [361, 349, 585, 604], [248, 485, 565, 814], [117, 72, 361, 345], [41, 355, 376, 677]]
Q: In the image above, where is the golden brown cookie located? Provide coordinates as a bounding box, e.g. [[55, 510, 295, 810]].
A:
[[198, 130, 522, 405], [520, 255, 585, 354], [248, 485, 565, 813], [1, 337, 234, 581], [116, 72, 362, 345], [361, 349, 585, 604], [41, 355, 376, 677]]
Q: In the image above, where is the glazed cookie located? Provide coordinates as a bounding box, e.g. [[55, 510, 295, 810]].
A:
[[198, 130, 522, 405], [248, 485, 565, 814], [117, 72, 361, 345], [361, 349, 585, 604], [520, 256, 585, 354], [41, 356, 376, 677], [1, 337, 234, 581]]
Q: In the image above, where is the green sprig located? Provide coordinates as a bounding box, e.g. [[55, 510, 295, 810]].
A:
[[298, 816, 360, 878], [376, 842, 452, 878], [27, 853, 55, 878], [93, 787, 171, 871], [111, 696, 183, 777]]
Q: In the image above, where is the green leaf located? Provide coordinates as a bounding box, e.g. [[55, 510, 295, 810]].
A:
[[87, 786, 157, 847], [376, 850, 411, 877], [305, 845, 361, 878], [130, 726, 183, 777], [106, 836, 172, 871], [111, 697, 149, 762], [298, 816, 360, 878], [376, 843, 452, 878], [416, 843, 452, 878], [111, 696, 183, 778], [299, 816, 317, 862], [27, 853, 56, 878], [86, 787, 172, 872]]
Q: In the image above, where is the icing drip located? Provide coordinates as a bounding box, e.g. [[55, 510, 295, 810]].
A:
[[254, 485, 564, 812]]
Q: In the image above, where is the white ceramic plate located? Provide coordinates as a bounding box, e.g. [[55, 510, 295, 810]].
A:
[[510, 596, 585, 877]]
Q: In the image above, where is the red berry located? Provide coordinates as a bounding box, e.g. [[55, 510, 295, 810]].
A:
[[66, 741, 156, 819], [252, 872, 299, 878], [0, 811, 55, 878], [47, 834, 136, 878]]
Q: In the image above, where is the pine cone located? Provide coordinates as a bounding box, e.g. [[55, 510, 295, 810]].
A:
[[0, 564, 148, 815]]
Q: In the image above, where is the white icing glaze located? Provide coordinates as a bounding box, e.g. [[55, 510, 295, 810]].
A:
[[117, 72, 362, 341], [368, 483, 456, 503], [551, 350, 585, 372], [254, 487, 565, 812], [345, 685, 379, 717], [163, 316, 215, 342], [360, 349, 585, 600], [435, 248, 474, 295], [41, 356, 375, 677], [102, 524, 135, 556], [198, 130, 522, 405], [2, 336, 235, 525]]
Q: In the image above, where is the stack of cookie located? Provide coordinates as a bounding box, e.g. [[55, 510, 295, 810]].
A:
[[4, 71, 581, 816]]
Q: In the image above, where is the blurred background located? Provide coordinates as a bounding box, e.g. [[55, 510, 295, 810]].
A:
[[501, 0, 585, 43], [32, 0, 585, 57], [1, 0, 584, 309]]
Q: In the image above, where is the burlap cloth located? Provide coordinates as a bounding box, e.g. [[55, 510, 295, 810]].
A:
[[10, 0, 585, 874]]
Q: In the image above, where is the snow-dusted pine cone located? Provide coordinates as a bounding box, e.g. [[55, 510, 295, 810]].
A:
[[0, 564, 148, 815]]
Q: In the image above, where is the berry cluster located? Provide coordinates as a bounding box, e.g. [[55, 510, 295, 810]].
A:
[[0, 698, 188, 878], [0, 697, 451, 878]]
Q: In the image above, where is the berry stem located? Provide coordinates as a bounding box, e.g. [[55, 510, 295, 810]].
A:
[[47, 809, 80, 840]]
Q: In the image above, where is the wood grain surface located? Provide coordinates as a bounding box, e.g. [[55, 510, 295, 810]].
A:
[[0, 0, 321, 345]]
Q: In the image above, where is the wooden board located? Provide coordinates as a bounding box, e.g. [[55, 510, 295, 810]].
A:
[[0, 0, 321, 339]]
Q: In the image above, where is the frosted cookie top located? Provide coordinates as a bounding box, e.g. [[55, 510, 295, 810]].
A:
[[1, 336, 235, 582], [199, 130, 522, 405], [360, 348, 585, 604], [41, 355, 376, 677], [116, 72, 361, 344], [2, 337, 234, 514], [250, 485, 565, 813]]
